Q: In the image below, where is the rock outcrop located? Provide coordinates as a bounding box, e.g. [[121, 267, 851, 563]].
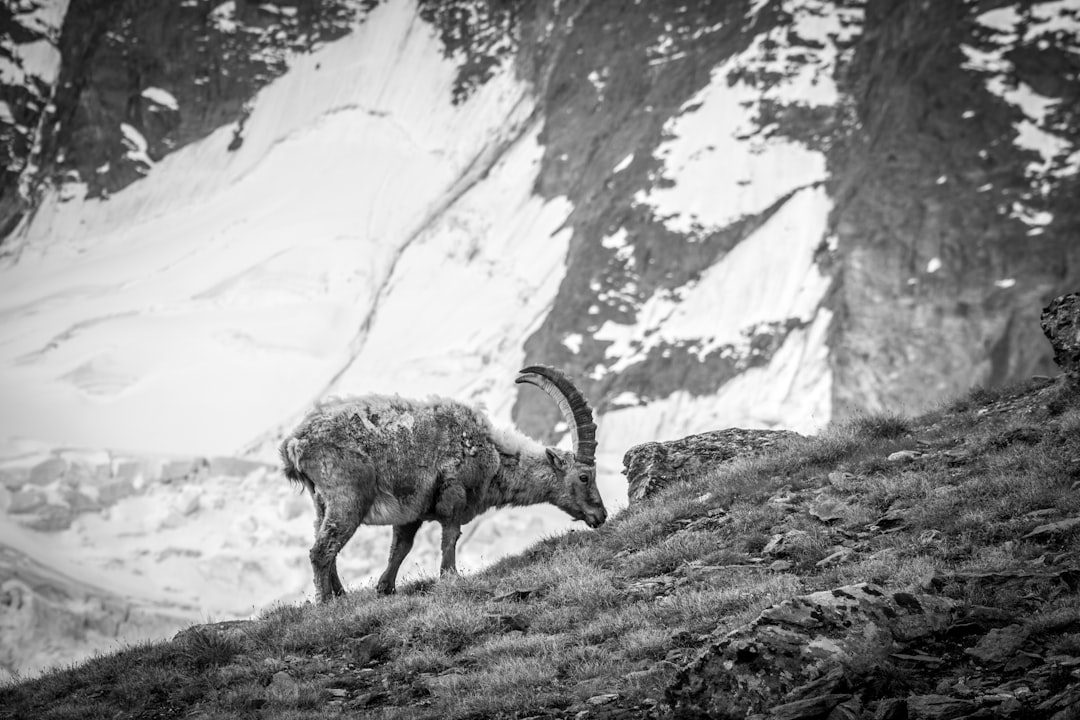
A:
[[623, 428, 801, 503], [668, 575, 1080, 720], [665, 561, 1080, 720], [1042, 292, 1080, 382], [1, 0, 368, 235], [668, 583, 957, 718]]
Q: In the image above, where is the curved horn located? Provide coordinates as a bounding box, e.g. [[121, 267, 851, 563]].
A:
[[515, 365, 597, 466]]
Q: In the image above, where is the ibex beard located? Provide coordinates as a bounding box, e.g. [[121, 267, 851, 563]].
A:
[[280, 366, 607, 603]]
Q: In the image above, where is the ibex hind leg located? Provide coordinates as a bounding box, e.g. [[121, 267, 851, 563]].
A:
[[308, 462, 373, 603], [311, 493, 348, 598]]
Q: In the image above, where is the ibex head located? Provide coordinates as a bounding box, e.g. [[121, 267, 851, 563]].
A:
[[517, 365, 607, 529]]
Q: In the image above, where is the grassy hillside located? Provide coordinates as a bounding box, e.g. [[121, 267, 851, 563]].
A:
[[2, 376, 1079, 719]]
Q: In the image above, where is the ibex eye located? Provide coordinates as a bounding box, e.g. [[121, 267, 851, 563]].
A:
[[579, 473, 589, 483]]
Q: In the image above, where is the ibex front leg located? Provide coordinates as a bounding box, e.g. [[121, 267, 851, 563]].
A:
[[439, 522, 462, 576], [434, 474, 466, 576], [376, 521, 421, 595]]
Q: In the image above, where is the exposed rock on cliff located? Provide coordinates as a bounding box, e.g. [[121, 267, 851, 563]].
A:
[[1042, 292, 1080, 382], [3, 0, 1078, 451], [1, 0, 372, 238]]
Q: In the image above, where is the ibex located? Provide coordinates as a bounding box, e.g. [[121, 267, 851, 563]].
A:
[[280, 365, 607, 602]]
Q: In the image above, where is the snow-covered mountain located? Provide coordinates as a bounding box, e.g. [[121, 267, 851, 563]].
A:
[[1, 0, 1077, 679]]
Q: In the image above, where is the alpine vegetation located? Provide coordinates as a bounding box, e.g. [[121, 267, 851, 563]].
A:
[[280, 366, 607, 603]]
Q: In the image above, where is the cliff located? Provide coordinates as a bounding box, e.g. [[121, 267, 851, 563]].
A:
[[2, 0, 1076, 451]]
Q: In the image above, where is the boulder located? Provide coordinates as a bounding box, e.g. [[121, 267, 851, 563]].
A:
[[160, 457, 210, 483], [267, 671, 300, 704], [209, 456, 271, 477], [0, 466, 31, 491], [1023, 516, 1080, 541], [964, 624, 1030, 665], [346, 634, 388, 665], [95, 476, 136, 505], [18, 504, 76, 531], [1041, 293, 1080, 381], [28, 457, 67, 486], [623, 428, 801, 503], [7, 486, 47, 514], [905, 694, 976, 719], [762, 529, 812, 559]]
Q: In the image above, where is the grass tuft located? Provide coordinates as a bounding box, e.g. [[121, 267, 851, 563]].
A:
[[847, 410, 912, 439], [174, 628, 242, 671]]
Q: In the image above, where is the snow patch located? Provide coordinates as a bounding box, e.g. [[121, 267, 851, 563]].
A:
[[141, 87, 180, 111], [636, 0, 862, 233], [210, 1, 238, 32], [120, 123, 153, 166], [0, 0, 69, 86], [963, 2, 1079, 230], [601, 228, 629, 249], [258, 3, 297, 17], [600, 307, 832, 450], [597, 185, 833, 373], [587, 68, 608, 97]]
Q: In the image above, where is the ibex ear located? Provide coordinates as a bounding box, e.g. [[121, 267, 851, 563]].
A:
[[545, 447, 568, 474]]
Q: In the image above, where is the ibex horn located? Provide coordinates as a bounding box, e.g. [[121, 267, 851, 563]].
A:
[[516, 365, 597, 467]]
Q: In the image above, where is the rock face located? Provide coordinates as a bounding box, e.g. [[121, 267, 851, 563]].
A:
[[1, 0, 367, 235], [4, 1, 1078, 451], [1, 0, 1078, 459], [623, 428, 801, 503], [511, 0, 1079, 440], [1041, 293, 1080, 381]]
